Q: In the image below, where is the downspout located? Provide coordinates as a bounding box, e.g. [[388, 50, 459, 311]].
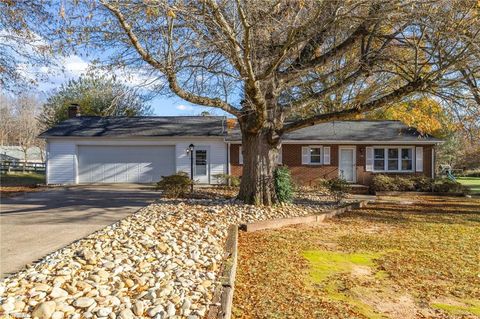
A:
[[431, 146, 435, 179]]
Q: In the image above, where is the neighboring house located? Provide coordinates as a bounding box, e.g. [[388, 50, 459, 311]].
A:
[[0, 146, 45, 164], [39, 112, 442, 186]]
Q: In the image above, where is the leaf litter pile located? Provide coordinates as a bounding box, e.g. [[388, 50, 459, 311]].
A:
[[233, 196, 480, 319]]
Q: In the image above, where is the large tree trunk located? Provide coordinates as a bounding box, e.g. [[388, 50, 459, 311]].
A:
[[237, 129, 280, 205]]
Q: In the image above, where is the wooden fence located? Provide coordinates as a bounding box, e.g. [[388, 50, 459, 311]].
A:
[[0, 161, 46, 173]]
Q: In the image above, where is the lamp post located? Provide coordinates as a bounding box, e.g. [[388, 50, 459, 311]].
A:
[[188, 144, 194, 192]]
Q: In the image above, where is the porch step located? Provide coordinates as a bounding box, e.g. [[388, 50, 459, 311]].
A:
[[349, 184, 370, 195]]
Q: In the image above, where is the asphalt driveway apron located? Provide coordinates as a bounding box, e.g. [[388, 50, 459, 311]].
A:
[[0, 186, 159, 277]]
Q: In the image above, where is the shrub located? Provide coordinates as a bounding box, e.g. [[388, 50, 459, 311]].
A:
[[212, 173, 240, 187], [274, 166, 294, 203], [371, 175, 399, 192], [155, 172, 192, 198], [325, 177, 351, 203], [433, 178, 466, 193], [394, 176, 416, 191], [312, 178, 331, 195], [412, 176, 433, 192], [460, 169, 480, 178]]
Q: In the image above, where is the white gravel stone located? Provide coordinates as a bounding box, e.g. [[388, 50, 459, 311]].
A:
[[73, 297, 95, 308], [118, 308, 134, 319], [97, 307, 112, 317], [52, 311, 65, 319], [50, 287, 68, 298], [32, 301, 56, 319]]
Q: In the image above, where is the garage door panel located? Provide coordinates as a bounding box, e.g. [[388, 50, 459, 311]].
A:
[[78, 146, 175, 183]]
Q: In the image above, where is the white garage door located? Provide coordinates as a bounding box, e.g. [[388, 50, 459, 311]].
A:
[[78, 145, 175, 183]]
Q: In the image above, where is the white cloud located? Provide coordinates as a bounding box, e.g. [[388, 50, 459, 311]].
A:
[[176, 104, 193, 111], [63, 55, 89, 76], [24, 54, 163, 93]]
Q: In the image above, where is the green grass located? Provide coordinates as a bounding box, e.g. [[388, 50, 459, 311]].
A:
[[302, 250, 380, 283], [0, 172, 46, 186], [432, 299, 480, 316], [457, 177, 480, 194]]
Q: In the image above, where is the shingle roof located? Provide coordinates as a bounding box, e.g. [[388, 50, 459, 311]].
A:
[[39, 116, 226, 138], [225, 120, 442, 142], [40, 117, 441, 143]]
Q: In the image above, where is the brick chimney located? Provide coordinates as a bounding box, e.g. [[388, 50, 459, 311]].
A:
[[67, 103, 80, 118]]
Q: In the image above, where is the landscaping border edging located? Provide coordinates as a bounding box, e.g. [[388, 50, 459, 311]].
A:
[[207, 224, 238, 319], [375, 191, 465, 197], [239, 200, 369, 232]]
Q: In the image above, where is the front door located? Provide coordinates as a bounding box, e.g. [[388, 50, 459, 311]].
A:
[[339, 147, 356, 182], [194, 148, 209, 184]]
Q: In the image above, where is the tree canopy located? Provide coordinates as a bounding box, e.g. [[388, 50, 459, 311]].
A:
[[0, 1, 59, 91], [40, 74, 152, 128]]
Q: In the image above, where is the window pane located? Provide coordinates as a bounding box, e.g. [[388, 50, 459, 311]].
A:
[[374, 159, 385, 170], [388, 148, 398, 159], [195, 150, 207, 175], [402, 160, 412, 170], [388, 160, 398, 170], [310, 148, 321, 163], [401, 148, 412, 160], [374, 149, 385, 159]]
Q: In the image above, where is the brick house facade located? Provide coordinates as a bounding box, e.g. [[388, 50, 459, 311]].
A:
[[229, 121, 440, 186]]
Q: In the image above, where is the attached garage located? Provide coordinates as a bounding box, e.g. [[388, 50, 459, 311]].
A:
[[77, 145, 175, 183]]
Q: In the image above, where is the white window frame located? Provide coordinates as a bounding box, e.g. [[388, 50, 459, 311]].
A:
[[372, 146, 414, 173], [303, 145, 323, 165]]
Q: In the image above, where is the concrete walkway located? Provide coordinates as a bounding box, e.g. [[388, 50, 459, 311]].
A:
[[0, 185, 159, 277]]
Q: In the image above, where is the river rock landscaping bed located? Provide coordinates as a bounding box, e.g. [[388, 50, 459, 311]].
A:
[[0, 194, 339, 319]]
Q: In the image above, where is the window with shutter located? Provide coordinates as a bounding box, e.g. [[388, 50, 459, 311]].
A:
[[369, 147, 414, 172], [302, 146, 323, 165]]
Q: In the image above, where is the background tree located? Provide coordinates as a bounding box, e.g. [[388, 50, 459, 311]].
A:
[[0, 95, 15, 146], [56, 0, 479, 205], [365, 97, 456, 138], [0, 94, 44, 169], [40, 74, 152, 129]]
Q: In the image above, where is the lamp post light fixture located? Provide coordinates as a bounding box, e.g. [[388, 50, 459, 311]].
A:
[[188, 144, 194, 192]]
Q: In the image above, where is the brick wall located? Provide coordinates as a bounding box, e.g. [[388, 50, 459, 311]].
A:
[[229, 143, 435, 186]]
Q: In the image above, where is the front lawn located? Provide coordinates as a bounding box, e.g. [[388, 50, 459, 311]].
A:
[[0, 172, 46, 197], [457, 177, 480, 195], [0, 172, 46, 186], [233, 196, 480, 319]]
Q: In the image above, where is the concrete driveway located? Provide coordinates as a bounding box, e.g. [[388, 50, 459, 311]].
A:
[[0, 185, 160, 277]]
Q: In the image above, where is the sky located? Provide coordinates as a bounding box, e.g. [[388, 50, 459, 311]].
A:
[[17, 53, 224, 116]]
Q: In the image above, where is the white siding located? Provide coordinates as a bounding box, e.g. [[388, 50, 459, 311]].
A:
[[175, 141, 227, 184], [46, 137, 227, 185], [47, 141, 76, 185]]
